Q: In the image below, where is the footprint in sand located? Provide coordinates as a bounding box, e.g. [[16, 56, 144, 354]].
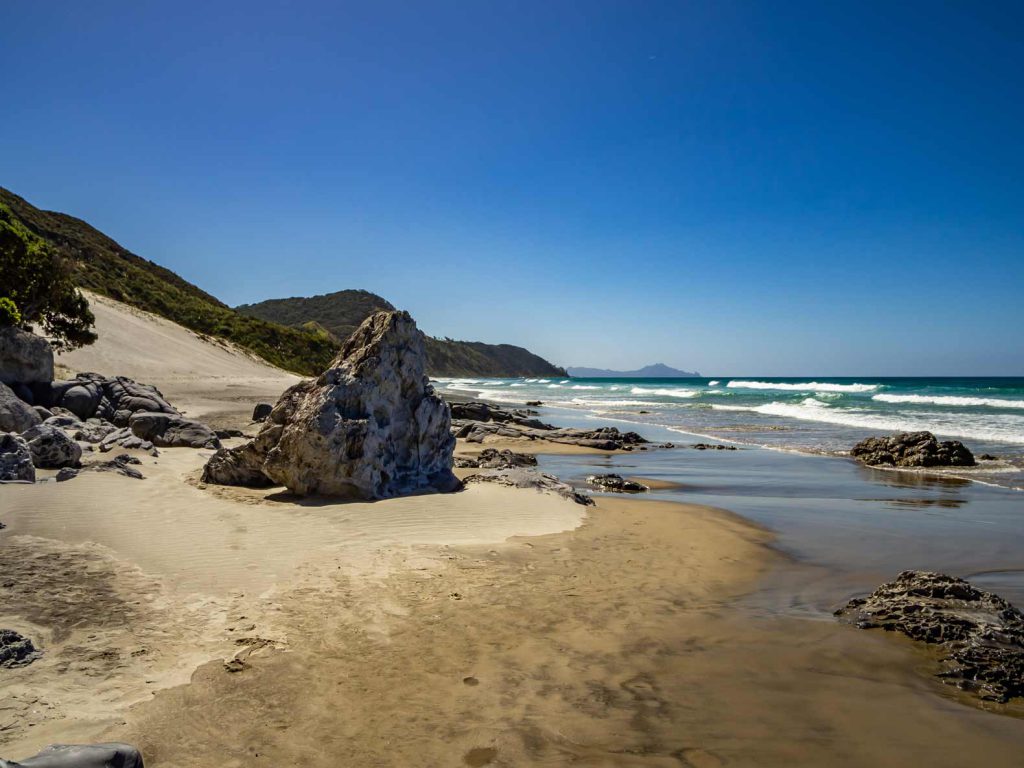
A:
[[463, 747, 497, 766]]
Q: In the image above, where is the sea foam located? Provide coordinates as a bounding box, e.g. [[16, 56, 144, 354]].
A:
[[726, 380, 879, 393], [630, 386, 699, 398], [873, 394, 1024, 410]]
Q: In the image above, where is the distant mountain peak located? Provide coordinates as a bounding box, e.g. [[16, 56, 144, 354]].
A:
[[566, 363, 700, 378]]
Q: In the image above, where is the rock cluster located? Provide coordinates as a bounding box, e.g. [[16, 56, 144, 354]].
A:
[[586, 473, 648, 493], [464, 468, 594, 506], [0, 628, 41, 668], [691, 443, 737, 451], [835, 570, 1024, 702], [0, 433, 35, 482], [454, 448, 538, 470], [203, 311, 458, 499], [850, 431, 975, 468]]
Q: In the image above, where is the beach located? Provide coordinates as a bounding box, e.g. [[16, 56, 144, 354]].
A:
[[2, 298, 1024, 766]]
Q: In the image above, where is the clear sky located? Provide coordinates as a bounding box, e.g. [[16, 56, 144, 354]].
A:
[[3, 1, 1022, 375]]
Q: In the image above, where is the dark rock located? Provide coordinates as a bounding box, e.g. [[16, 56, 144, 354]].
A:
[[74, 421, 119, 444], [525, 400, 543, 407], [21, 424, 82, 469], [978, 453, 998, 461], [0, 381, 42, 433], [128, 412, 220, 449], [0, 433, 36, 482], [850, 431, 975, 468], [11, 382, 34, 404], [691, 443, 737, 451], [464, 468, 594, 506], [454, 448, 538, 470], [32, 405, 53, 421], [586, 473, 648, 493], [835, 570, 1024, 702], [3, 743, 144, 767], [450, 401, 555, 430], [0, 326, 53, 384], [44, 413, 83, 430], [0, 628, 41, 668], [203, 311, 457, 498], [215, 429, 245, 439], [252, 402, 273, 422], [60, 384, 102, 420]]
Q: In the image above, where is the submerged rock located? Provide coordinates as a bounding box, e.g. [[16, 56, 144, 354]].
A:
[[203, 310, 457, 499], [691, 443, 737, 451], [850, 431, 975, 468], [586, 473, 648, 493], [835, 570, 1024, 702], [464, 468, 594, 506], [0, 628, 41, 668], [0, 433, 36, 483]]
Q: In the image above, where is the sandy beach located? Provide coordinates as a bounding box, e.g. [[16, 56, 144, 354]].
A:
[[3, 297, 1024, 766]]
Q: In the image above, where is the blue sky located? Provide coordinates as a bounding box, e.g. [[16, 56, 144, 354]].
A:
[[3, 1, 1022, 374]]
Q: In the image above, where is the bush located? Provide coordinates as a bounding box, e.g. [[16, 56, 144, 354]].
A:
[[0, 207, 97, 350], [0, 297, 20, 326]]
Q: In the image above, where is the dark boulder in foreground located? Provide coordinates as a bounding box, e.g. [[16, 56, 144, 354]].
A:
[[251, 402, 273, 422], [0, 628, 41, 668], [835, 570, 1024, 702], [128, 411, 220, 449], [0, 433, 35, 483], [203, 311, 458, 499], [1, 743, 144, 767], [850, 431, 975, 468], [586, 473, 648, 493]]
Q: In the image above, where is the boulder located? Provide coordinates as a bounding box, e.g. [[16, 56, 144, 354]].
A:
[[454, 448, 538, 470], [850, 431, 975, 468], [252, 402, 273, 422], [586, 473, 648, 493], [32, 406, 53, 421], [0, 628, 41, 668], [0, 382, 41, 434], [836, 571, 1024, 702], [60, 384, 102, 420], [2, 743, 144, 767], [464, 468, 593, 506], [203, 311, 458, 498], [0, 326, 53, 384], [0, 433, 36, 482], [21, 424, 82, 469], [128, 412, 220, 449]]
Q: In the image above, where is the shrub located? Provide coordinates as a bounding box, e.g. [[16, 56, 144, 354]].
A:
[[0, 296, 21, 326]]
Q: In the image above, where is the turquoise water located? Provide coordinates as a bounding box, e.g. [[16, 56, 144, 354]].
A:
[[435, 376, 1024, 489]]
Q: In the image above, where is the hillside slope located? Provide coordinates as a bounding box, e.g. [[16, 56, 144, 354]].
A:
[[237, 291, 566, 377], [1, 187, 336, 375]]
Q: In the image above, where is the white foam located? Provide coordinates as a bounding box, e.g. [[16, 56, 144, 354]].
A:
[[547, 383, 563, 389], [570, 384, 601, 390], [707, 380, 720, 386], [726, 380, 879, 393], [630, 386, 698, 398], [873, 394, 1024, 410]]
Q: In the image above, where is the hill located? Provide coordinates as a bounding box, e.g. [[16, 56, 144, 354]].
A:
[[2, 187, 565, 378], [567, 363, 700, 378], [237, 291, 566, 377], [0, 187, 337, 375]]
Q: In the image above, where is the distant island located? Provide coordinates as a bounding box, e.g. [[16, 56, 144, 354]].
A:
[[567, 363, 701, 378]]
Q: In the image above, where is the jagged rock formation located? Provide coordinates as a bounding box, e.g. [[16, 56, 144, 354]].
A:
[[586, 474, 648, 493], [0, 382, 41, 433], [851, 431, 975, 468], [464, 468, 594, 506], [454, 448, 538, 470], [0, 434, 35, 482], [0, 326, 53, 384], [203, 311, 458, 499], [835, 571, 1024, 702], [20, 423, 82, 468], [0, 628, 41, 668]]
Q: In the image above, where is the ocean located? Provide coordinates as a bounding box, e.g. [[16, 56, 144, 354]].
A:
[[433, 376, 1024, 490]]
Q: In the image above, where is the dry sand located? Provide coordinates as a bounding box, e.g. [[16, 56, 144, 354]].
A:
[[3, 294, 1024, 765]]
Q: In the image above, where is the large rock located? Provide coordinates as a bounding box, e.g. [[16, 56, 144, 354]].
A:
[[1, 743, 144, 767], [835, 570, 1024, 702], [0, 326, 53, 384], [0, 433, 35, 482], [0, 382, 41, 433], [586, 473, 648, 493], [203, 311, 457, 498], [21, 424, 82, 469], [128, 411, 220, 449], [464, 467, 594, 506], [850, 431, 975, 468], [0, 628, 41, 668]]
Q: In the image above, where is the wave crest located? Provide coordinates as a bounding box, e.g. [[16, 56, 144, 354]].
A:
[[726, 380, 879, 393]]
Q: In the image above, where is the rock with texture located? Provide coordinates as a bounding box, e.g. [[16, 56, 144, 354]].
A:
[[835, 570, 1024, 702], [128, 411, 220, 449], [0, 628, 41, 668], [0, 382, 41, 434], [252, 402, 273, 422], [454, 448, 538, 470], [850, 431, 975, 468], [21, 424, 82, 468], [0, 433, 36, 482], [0, 326, 53, 384], [1, 743, 144, 768], [586, 473, 648, 493], [203, 311, 457, 498], [464, 468, 594, 506]]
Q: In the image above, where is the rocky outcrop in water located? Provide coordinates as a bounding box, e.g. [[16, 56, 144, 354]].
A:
[[203, 311, 458, 498], [850, 431, 975, 468], [835, 570, 1024, 702], [0, 434, 35, 483], [454, 448, 538, 470], [586, 474, 648, 493], [0, 326, 53, 385], [464, 468, 594, 506], [0, 628, 41, 668]]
